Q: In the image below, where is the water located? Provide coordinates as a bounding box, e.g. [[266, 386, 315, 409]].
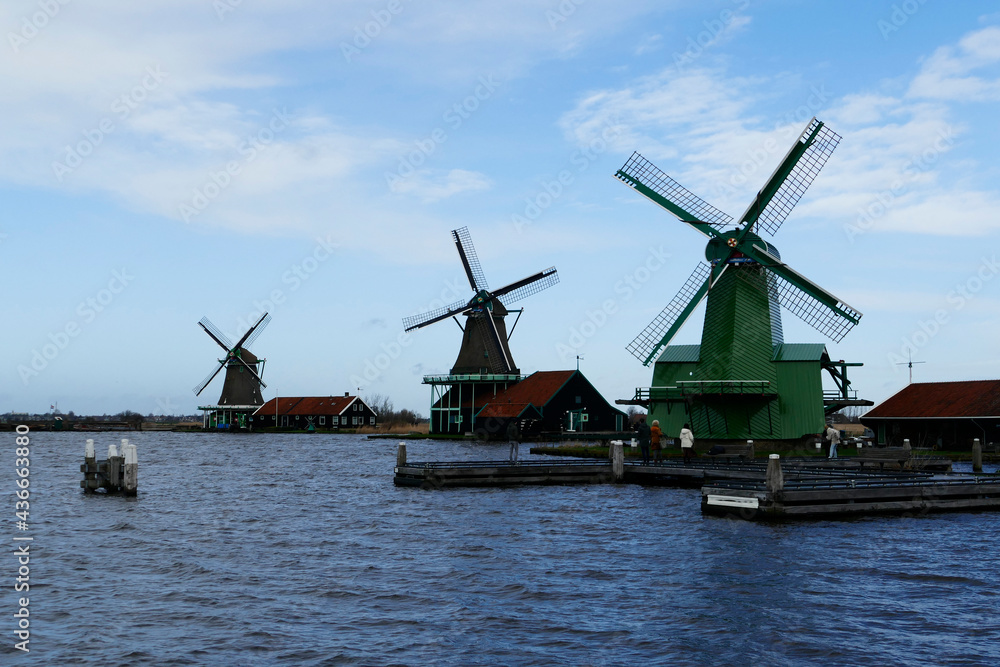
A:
[[6, 431, 1000, 666]]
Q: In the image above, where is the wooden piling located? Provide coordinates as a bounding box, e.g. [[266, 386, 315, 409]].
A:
[[85, 438, 95, 464], [107, 443, 121, 490], [123, 442, 138, 496], [611, 441, 624, 482], [396, 442, 407, 468], [765, 454, 783, 494], [973, 438, 983, 473], [747, 440, 755, 460]]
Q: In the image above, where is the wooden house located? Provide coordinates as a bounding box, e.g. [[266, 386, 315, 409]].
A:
[[862, 380, 1000, 449], [253, 393, 377, 430], [429, 369, 627, 438]]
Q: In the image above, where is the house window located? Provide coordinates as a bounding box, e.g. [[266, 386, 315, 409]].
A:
[[333, 416, 339, 425], [575, 396, 582, 404], [319, 416, 326, 425], [352, 416, 358, 425], [370, 416, 375, 425]]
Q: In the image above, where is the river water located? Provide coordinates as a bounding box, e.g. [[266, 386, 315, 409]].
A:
[[5, 431, 1000, 666]]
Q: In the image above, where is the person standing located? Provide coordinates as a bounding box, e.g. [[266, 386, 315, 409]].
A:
[[635, 417, 651, 465], [825, 423, 841, 459], [507, 420, 520, 464], [650, 419, 663, 463], [680, 423, 695, 464]]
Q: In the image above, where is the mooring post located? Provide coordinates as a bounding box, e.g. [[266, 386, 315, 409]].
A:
[[107, 443, 120, 491], [396, 442, 407, 468], [82, 438, 97, 493], [123, 442, 138, 496], [765, 453, 783, 495], [902, 438, 911, 450], [611, 441, 624, 482], [747, 440, 755, 460], [973, 438, 983, 473]]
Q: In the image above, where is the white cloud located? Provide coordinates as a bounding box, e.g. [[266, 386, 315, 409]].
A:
[[559, 24, 1000, 240], [908, 26, 1000, 101], [389, 168, 492, 202]]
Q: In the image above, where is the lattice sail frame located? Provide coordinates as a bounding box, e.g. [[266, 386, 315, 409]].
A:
[[626, 262, 712, 363], [735, 266, 861, 343], [742, 119, 841, 236], [616, 152, 734, 227], [452, 226, 489, 291], [402, 298, 470, 331], [497, 268, 559, 305]]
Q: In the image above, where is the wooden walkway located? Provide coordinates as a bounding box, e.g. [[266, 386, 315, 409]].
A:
[[391, 443, 1000, 519]]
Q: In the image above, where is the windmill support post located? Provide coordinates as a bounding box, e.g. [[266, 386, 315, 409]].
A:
[[80, 438, 138, 495]]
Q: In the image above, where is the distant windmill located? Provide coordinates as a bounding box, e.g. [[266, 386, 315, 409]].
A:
[[896, 351, 926, 384], [193, 313, 271, 406], [614, 117, 868, 439], [403, 227, 559, 374]]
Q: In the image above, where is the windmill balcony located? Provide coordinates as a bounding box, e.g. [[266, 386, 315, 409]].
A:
[[823, 388, 859, 401], [635, 381, 777, 402], [423, 373, 525, 384]]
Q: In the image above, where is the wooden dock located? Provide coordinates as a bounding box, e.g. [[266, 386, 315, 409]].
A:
[[391, 443, 1000, 520], [702, 475, 1000, 520], [394, 459, 615, 488]]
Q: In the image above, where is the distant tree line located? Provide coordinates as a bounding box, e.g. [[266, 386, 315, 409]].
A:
[[364, 394, 425, 426]]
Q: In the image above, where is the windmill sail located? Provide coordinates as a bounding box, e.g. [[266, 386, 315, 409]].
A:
[[615, 152, 733, 229], [453, 226, 489, 291], [739, 118, 841, 237], [198, 317, 233, 350], [736, 246, 861, 343], [491, 267, 559, 304], [402, 298, 471, 332], [627, 262, 716, 365]]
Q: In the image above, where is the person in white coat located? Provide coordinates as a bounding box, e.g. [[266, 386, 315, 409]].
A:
[[680, 423, 695, 463], [825, 423, 841, 459]]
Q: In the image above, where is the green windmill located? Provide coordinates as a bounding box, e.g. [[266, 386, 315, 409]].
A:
[[615, 118, 870, 442]]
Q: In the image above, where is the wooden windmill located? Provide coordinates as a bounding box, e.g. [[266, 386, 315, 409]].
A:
[[615, 118, 869, 440]]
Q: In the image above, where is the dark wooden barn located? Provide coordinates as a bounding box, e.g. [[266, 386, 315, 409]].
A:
[[440, 369, 627, 439], [253, 393, 377, 430], [861, 380, 1000, 449]]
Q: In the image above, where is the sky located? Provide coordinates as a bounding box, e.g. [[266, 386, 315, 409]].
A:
[[3, 0, 1000, 417]]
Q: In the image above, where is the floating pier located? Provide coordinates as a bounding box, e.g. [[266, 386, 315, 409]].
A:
[[80, 438, 138, 496]]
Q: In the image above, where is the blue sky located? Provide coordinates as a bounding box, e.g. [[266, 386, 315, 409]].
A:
[[3, 0, 1000, 416]]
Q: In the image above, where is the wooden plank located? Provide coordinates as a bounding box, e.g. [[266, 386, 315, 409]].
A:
[[781, 496, 1000, 515]]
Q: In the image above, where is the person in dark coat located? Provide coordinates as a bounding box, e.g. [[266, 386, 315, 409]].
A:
[[635, 416, 651, 465]]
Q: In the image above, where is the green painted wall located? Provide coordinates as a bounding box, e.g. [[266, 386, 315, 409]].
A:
[[697, 266, 777, 389], [774, 361, 825, 438]]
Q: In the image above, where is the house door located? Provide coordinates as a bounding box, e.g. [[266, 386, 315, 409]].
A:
[[281, 415, 289, 427]]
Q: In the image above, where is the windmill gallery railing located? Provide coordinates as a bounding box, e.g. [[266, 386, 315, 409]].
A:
[[423, 373, 525, 384], [634, 381, 777, 402]]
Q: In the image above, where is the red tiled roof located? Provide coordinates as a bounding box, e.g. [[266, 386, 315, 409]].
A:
[[477, 402, 543, 419], [255, 396, 360, 417], [432, 371, 576, 411], [865, 380, 1000, 418], [491, 370, 575, 406]]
